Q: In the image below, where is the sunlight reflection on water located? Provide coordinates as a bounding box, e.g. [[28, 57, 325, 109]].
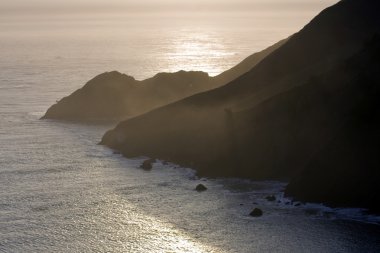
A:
[[76, 193, 219, 253], [165, 29, 236, 76]]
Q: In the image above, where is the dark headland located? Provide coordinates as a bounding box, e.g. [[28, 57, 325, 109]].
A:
[[42, 39, 286, 122], [101, 0, 380, 212]]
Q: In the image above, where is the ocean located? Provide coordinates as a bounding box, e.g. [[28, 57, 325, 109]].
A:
[[1, 5, 380, 252]]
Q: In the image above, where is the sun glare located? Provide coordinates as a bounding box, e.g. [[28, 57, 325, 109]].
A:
[[165, 30, 235, 76]]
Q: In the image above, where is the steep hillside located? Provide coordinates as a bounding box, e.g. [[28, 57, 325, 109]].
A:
[[42, 39, 286, 122], [42, 70, 210, 121], [101, 0, 380, 210], [285, 38, 380, 211]]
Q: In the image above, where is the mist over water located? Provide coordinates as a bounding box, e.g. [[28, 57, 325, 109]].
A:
[[1, 20, 292, 80], [1, 0, 337, 82], [1, 1, 380, 252]]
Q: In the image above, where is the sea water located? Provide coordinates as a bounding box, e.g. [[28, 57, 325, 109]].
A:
[[1, 8, 380, 253]]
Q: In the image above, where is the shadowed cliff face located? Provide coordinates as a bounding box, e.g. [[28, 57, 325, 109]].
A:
[[285, 38, 380, 211], [42, 39, 286, 122], [101, 0, 380, 210]]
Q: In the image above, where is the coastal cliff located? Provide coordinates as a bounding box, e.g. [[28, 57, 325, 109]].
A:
[[101, 0, 380, 211], [284, 38, 380, 211]]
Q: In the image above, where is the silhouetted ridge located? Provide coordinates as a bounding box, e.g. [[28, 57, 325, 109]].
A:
[[101, 0, 380, 211], [42, 39, 285, 122], [42, 70, 210, 121]]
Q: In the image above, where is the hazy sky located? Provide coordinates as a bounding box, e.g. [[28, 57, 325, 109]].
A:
[[2, 0, 339, 16], [0, 0, 340, 78]]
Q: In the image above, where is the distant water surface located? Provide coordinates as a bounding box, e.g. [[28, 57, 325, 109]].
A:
[[1, 6, 380, 253]]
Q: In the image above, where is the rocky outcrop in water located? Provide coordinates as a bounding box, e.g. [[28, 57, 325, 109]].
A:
[[249, 208, 263, 217], [140, 158, 157, 170], [195, 184, 207, 192]]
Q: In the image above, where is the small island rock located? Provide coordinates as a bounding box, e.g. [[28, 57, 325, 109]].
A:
[[140, 158, 156, 170], [249, 208, 263, 217], [195, 184, 207, 192]]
